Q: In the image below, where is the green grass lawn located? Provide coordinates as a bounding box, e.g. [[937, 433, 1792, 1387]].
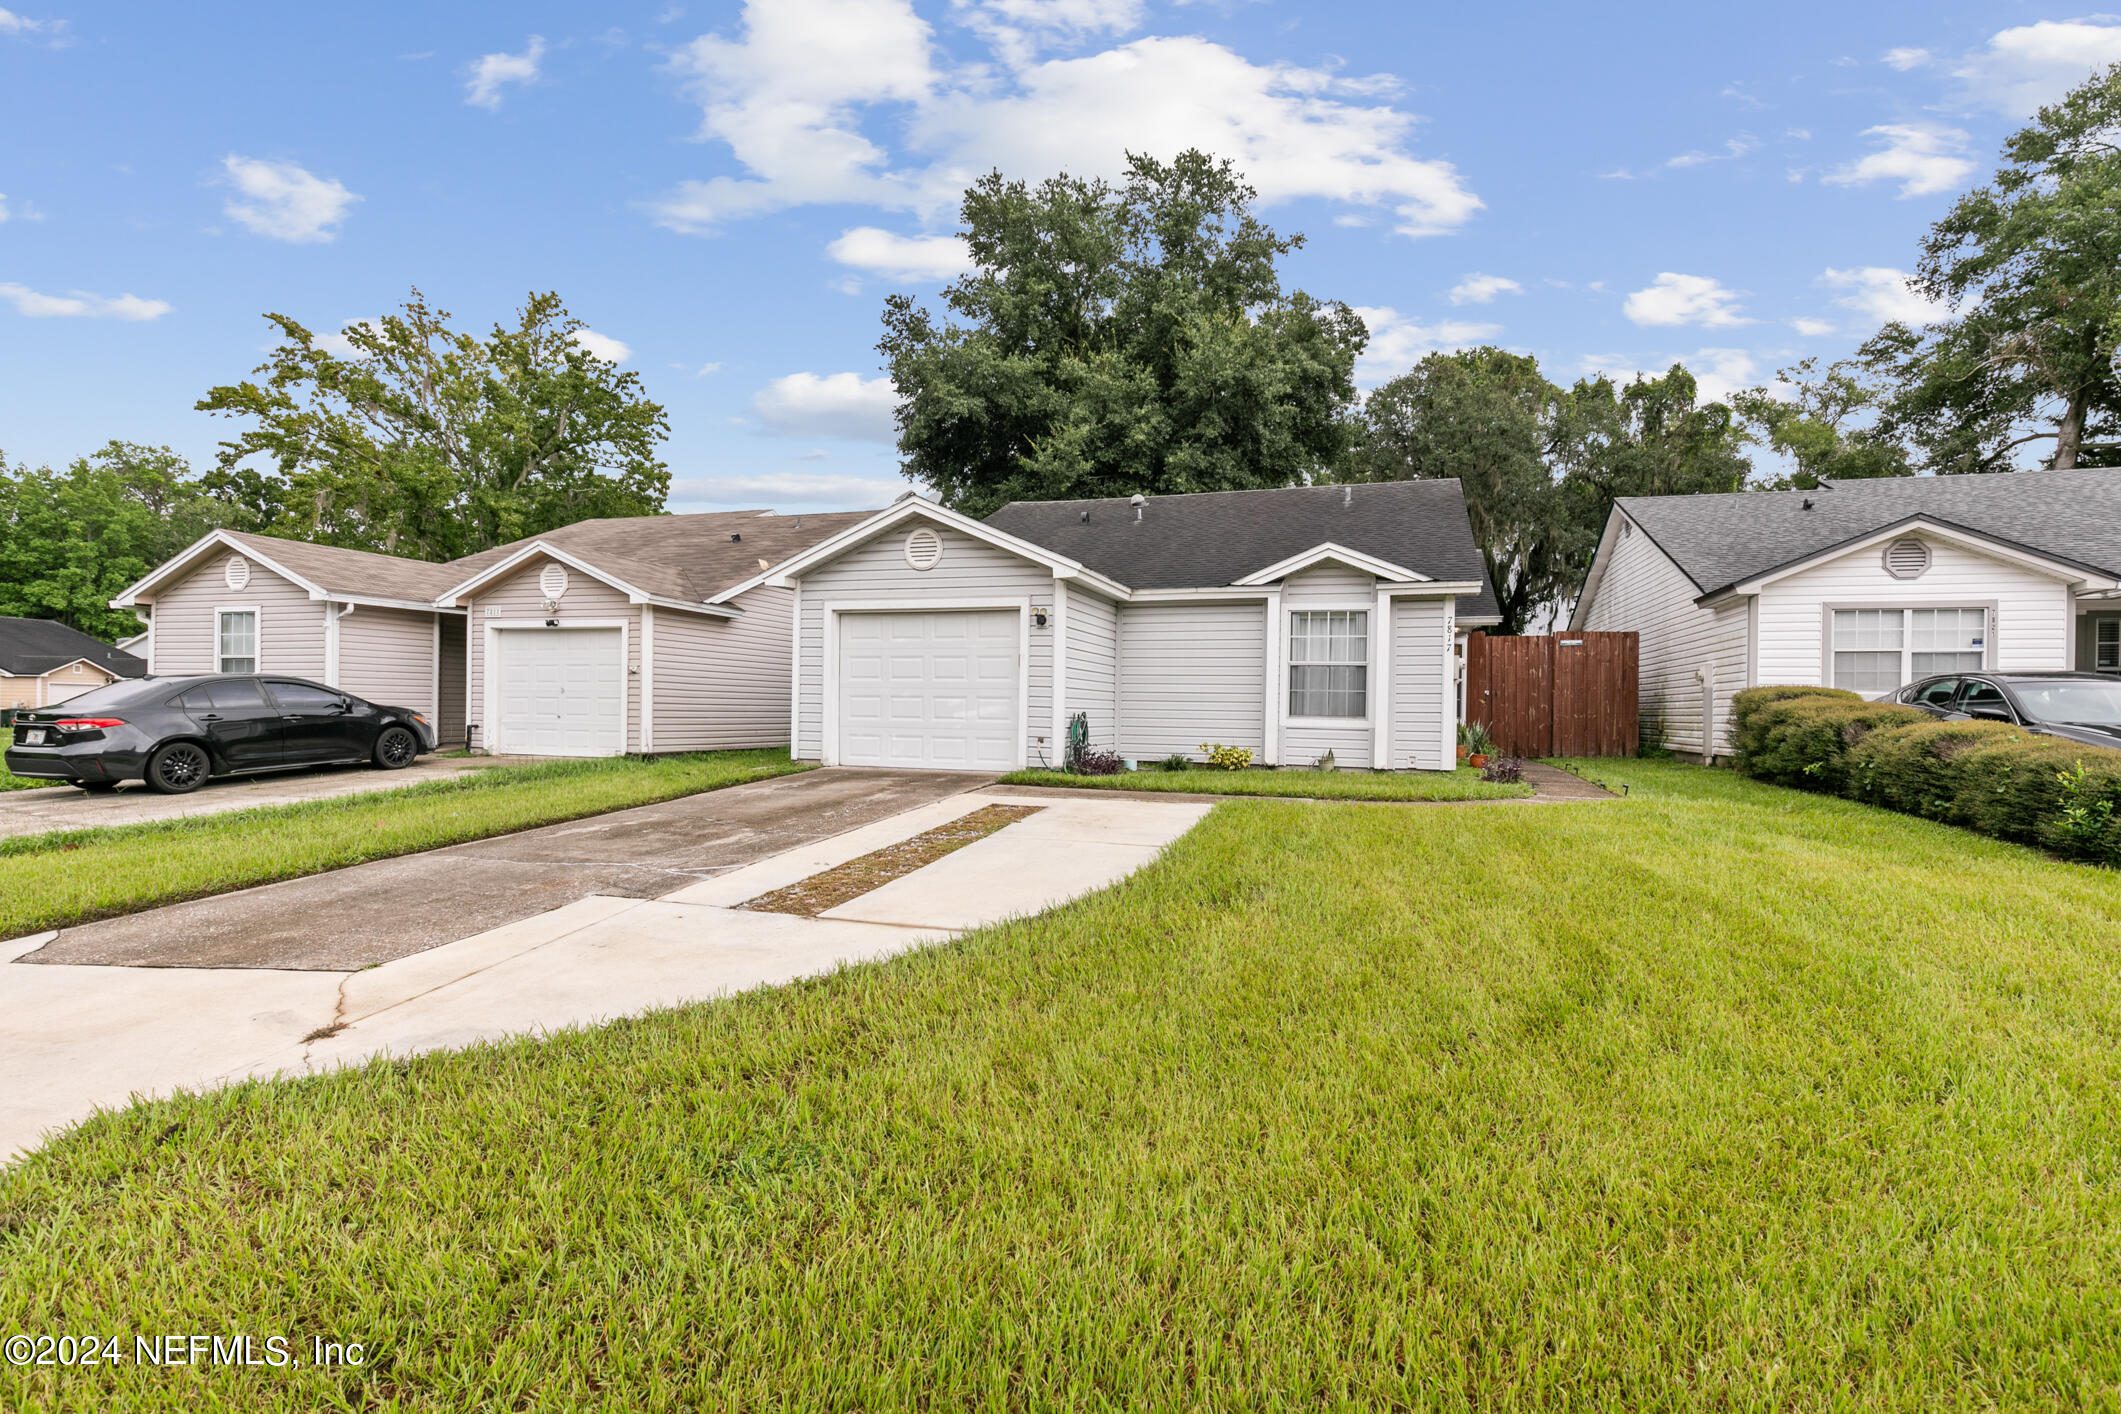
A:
[[0, 764, 55, 792], [6, 760, 2121, 1409], [0, 751, 806, 940], [999, 763, 1531, 800]]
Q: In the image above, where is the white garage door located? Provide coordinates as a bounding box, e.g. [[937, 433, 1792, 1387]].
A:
[[838, 610, 1020, 770], [495, 627, 625, 756]]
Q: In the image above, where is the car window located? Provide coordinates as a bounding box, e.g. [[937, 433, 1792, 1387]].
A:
[[1913, 678, 1960, 706], [2007, 680, 2121, 725], [1958, 680, 2011, 715], [265, 681, 342, 713], [178, 679, 270, 712], [39, 679, 154, 713]]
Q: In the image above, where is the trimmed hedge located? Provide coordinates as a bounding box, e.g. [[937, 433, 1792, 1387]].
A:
[[1731, 686, 2121, 865]]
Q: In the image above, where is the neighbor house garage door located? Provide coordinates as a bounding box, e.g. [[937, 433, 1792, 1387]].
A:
[[495, 627, 625, 756], [838, 610, 1019, 770]]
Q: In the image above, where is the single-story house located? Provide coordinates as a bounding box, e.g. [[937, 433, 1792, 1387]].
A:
[[110, 511, 871, 756], [1570, 470, 2121, 760], [764, 481, 1499, 772], [0, 616, 148, 710]]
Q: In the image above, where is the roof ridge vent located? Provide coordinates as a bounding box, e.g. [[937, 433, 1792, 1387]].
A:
[[1130, 492, 1144, 523]]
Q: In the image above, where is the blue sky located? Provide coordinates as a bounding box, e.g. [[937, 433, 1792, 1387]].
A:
[[3, 2, 2118, 513]]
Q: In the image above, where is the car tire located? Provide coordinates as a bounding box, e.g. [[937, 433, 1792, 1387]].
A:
[[144, 741, 211, 795], [373, 726, 418, 770]]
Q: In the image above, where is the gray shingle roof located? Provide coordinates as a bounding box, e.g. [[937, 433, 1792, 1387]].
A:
[[1617, 470, 2121, 598], [226, 532, 468, 601], [445, 510, 878, 602], [984, 480, 1500, 618], [0, 617, 148, 678]]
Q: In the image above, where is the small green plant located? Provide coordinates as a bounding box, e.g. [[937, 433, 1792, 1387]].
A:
[[1459, 721, 1495, 757], [1315, 749, 1337, 772], [2054, 761, 2116, 858], [1199, 742, 1253, 771], [1481, 755, 1525, 784], [1157, 752, 1192, 773]]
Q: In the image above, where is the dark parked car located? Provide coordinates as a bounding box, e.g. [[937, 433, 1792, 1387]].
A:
[[1892, 671, 2121, 751], [4, 675, 436, 794]]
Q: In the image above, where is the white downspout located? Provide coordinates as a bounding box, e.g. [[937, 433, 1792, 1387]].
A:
[[324, 602, 357, 688]]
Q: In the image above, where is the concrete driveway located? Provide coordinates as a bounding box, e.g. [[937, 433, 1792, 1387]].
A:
[[16, 767, 995, 970], [0, 754, 550, 841], [1, 783, 1211, 1160]]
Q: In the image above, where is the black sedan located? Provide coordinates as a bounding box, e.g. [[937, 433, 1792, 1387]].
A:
[[5, 674, 437, 794], [1892, 671, 2121, 750]]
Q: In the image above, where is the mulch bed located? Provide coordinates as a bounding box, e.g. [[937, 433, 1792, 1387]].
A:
[[743, 804, 1044, 917]]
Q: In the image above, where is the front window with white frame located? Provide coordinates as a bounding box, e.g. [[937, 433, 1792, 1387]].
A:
[[1831, 607, 1984, 693], [216, 609, 258, 674], [2097, 618, 2120, 672], [1288, 609, 1368, 718]]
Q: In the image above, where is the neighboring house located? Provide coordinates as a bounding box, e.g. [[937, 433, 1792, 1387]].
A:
[[1570, 470, 2121, 761], [0, 617, 148, 710], [765, 481, 1499, 772], [110, 512, 872, 757]]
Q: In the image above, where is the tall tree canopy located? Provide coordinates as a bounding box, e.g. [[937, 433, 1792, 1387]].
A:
[[1353, 353, 1752, 633], [197, 289, 671, 560], [881, 150, 1366, 516], [1730, 359, 1912, 489], [0, 442, 232, 640], [1860, 63, 2121, 471]]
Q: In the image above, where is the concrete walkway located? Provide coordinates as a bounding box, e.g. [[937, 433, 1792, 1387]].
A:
[[0, 790, 1210, 1161], [0, 754, 550, 840]]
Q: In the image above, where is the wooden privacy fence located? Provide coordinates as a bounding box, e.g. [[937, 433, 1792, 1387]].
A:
[[1465, 631, 1638, 758]]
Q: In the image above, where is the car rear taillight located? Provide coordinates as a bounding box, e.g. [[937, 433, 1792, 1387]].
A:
[[53, 718, 126, 730]]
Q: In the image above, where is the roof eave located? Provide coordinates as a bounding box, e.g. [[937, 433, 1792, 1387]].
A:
[[1708, 514, 2121, 602]]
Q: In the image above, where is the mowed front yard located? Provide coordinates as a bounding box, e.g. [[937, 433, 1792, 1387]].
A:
[[5, 762, 2121, 1409], [1000, 763, 1530, 800]]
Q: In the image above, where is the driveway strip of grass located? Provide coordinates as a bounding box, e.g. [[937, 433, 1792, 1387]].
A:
[[0, 750, 808, 940]]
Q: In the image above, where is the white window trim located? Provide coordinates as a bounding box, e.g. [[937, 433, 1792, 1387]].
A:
[[1819, 600, 1998, 695], [481, 619, 631, 757], [1285, 605, 1373, 724], [818, 597, 1031, 769], [2097, 616, 2121, 673], [214, 605, 261, 675]]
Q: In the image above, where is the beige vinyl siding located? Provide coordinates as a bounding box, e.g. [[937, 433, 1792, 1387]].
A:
[[650, 585, 795, 752], [1117, 601, 1265, 762], [1389, 597, 1452, 771], [465, 556, 641, 752], [794, 525, 1052, 763], [148, 556, 326, 681], [4, 662, 120, 710], [1755, 536, 2072, 687], [437, 617, 467, 747], [1062, 583, 1120, 752], [1579, 516, 1747, 756], [336, 607, 439, 716], [1280, 565, 1376, 768]]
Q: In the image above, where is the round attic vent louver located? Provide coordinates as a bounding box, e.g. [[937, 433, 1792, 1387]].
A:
[[540, 564, 570, 600], [224, 554, 250, 591], [1883, 537, 1931, 580], [904, 526, 943, 572]]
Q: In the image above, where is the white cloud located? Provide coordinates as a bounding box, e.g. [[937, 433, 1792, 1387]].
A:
[[1667, 134, 1759, 168], [1882, 47, 1932, 71], [1351, 306, 1500, 384], [957, 0, 1144, 67], [465, 35, 545, 110], [752, 371, 901, 440], [1956, 20, 2121, 116], [315, 318, 379, 358], [1822, 124, 1974, 198], [220, 156, 360, 243], [1446, 273, 1521, 306], [1574, 348, 1756, 406], [1820, 266, 1942, 326], [570, 328, 632, 363], [672, 471, 911, 506], [692, 360, 723, 376], [1789, 316, 1837, 337], [0, 283, 171, 321], [0, 192, 30, 223], [652, 1, 1481, 240], [1622, 273, 1751, 329], [827, 226, 975, 281], [0, 7, 66, 43]]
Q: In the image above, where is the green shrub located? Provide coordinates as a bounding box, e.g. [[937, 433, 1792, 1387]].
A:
[[1729, 686, 1925, 791], [1199, 742, 1253, 771], [1845, 720, 2121, 863]]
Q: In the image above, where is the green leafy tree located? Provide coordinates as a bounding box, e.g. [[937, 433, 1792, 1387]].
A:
[[1861, 63, 2121, 471], [1730, 359, 1912, 489], [0, 442, 232, 640], [881, 151, 1366, 516], [197, 289, 671, 560]]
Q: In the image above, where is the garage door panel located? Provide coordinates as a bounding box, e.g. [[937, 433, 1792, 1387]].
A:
[[496, 628, 625, 757], [838, 610, 1019, 771]]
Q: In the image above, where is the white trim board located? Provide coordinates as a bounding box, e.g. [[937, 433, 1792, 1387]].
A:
[[818, 597, 1032, 770], [480, 618, 631, 757], [1235, 541, 1428, 587]]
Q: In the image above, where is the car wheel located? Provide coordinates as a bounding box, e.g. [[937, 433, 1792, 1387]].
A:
[[145, 741, 211, 795], [373, 726, 418, 770]]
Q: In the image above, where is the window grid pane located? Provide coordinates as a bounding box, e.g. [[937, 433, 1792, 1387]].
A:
[[1288, 610, 1368, 717], [218, 611, 256, 674], [2098, 619, 2120, 671], [1830, 606, 1985, 694]]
